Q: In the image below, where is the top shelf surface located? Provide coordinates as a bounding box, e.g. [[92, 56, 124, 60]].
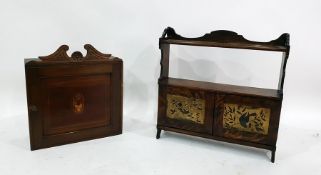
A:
[[159, 77, 281, 100], [159, 27, 290, 52]]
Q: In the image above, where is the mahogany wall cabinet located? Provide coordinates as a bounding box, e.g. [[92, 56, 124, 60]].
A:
[[25, 44, 123, 150], [156, 27, 290, 162]]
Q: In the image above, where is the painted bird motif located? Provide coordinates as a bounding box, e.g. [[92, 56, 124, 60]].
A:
[[239, 112, 257, 128], [239, 112, 250, 128]]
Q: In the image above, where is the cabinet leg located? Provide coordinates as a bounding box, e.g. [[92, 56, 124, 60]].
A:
[[156, 129, 161, 139], [271, 149, 276, 163]]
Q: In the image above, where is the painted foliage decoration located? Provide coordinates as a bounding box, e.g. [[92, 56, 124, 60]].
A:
[[166, 94, 205, 124], [223, 103, 270, 135]]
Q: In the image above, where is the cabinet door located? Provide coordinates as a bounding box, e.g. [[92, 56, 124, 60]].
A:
[[158, 86, 213, 134], [214, 94, 281, 145], [41, 75, 111, 136], [26, 63, 122, 150]]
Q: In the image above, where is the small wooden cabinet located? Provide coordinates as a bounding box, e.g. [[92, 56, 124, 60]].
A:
[[156, 27, 290, 162], [25, 44, 123, 150]]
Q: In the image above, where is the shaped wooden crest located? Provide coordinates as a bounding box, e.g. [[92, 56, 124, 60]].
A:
[[39, 44, 112, 61], [160, 27, 289, 51]]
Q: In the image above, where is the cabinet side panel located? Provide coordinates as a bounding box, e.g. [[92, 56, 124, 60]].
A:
[[25, 66, 43, 150], [111, 62, 123, 134], [157, 84, 167, 127]]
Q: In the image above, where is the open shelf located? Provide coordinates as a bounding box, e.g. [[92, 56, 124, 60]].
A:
[[159, 77, 281, 99]]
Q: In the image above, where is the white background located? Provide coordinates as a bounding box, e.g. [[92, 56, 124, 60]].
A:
[[0, 0, 321, 174]]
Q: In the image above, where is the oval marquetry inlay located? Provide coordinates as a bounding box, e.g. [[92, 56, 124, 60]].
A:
[[72, 93, 85, 114]]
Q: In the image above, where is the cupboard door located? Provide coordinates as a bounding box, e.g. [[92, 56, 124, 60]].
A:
[[214, 94, 281, 145], [41, 74, 111, 136], [158, 85, 214, 134], [26, 63, 123, 150]]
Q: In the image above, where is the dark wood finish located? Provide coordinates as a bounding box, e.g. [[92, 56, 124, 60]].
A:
[[25, 44, 123, 150], [156, 27, 290, 163]]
